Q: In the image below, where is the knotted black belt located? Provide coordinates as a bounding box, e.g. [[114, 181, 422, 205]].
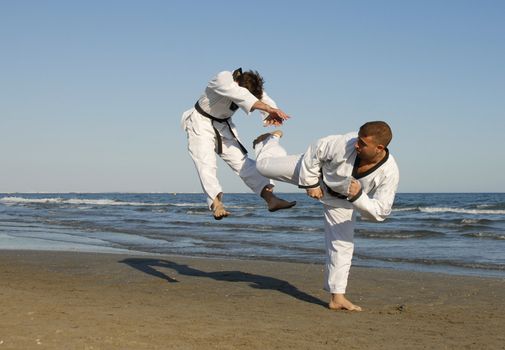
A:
[[194, 102, 247, 155], [323, 181, 348, 199]]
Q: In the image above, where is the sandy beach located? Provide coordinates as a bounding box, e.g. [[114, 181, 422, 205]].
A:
[[0, 250, 504, 349]]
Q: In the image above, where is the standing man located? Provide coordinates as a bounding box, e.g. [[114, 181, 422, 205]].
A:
[[181, 68, 296, 220], [253, 121, 400, 311]]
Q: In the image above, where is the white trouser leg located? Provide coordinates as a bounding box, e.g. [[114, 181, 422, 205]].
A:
[[323, 204, 356, 294], [185, 112, 273, 208], [184, 113, 223, 208], [254, 135, 302, 185], [219, 134, 271, 197]]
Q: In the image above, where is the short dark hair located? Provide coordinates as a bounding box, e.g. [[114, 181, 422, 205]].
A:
[[235, 70, 264, 99], [359, 121, 393, 147]]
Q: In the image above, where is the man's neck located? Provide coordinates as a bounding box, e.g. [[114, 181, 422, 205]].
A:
[[357, 150, 387, 173]]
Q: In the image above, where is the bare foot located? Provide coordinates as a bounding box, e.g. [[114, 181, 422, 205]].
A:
[[211, 193, 230, 220], [253, 130, 283, 149], [261, 185, 296, 212], [328, 294, 362, 312]]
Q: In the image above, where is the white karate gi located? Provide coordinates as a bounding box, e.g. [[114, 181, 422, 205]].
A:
[[255, 132, 399, 293], [181, 70, 277, 208]]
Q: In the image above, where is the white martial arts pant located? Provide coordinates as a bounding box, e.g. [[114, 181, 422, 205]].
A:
[[255, 134, 356, 294], [322, 205, 356, 294], [182, 109, 272, 209]]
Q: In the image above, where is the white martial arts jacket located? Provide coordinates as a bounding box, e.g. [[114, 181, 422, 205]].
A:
[[181, 70, 277, 126], [298, 132, 400, 222]]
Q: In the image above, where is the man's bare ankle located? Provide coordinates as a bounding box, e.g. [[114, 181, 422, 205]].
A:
[[260, 185, 274, 199]]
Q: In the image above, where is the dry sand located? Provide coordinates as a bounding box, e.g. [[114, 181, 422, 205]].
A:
[[0, 250, 504, 349]]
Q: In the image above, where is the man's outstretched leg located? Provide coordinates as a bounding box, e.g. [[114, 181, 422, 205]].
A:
[[253, 131, 302, 185], [253, 130, 298, 211], [217, 132, 295, 217], [252, 130, 285, 150]]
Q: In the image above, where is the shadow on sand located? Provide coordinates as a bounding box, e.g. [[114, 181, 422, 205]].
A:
[[120, 258, 326, 308]]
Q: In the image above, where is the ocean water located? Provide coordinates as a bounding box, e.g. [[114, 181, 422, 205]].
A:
[[1, 193, 504, 278]]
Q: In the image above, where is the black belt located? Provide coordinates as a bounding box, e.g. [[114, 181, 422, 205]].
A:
[[323, 182, 348, 199], [194, 102, 247, 155]]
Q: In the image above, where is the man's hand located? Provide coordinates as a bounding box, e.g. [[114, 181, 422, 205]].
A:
[[251, 101, 290, 127], [348, 178, 362, 198], [264, 108, 290, 127], [306, 187, 323, 200]]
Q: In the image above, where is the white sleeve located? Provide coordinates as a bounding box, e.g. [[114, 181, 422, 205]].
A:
[[298, 135, 338, 188], [349, 168, 400, 222], [208, 71, 258, 114]]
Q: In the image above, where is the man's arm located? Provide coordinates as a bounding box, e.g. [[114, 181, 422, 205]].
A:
[[347, 169, 400, 222], [210, 72, 290, 126], [208, 71, 258, 113], [251, 100, 290, 126], [255, 91, 290, 127], [297, 136, 338, 199]]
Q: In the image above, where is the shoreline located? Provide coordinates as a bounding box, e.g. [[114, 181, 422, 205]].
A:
[[1, 249, 504, 349], [1, 245, 503, 280], [2, 192, 505, 282]]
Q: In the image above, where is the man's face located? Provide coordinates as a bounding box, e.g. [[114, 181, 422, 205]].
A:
[[355, 133, 381, 161]]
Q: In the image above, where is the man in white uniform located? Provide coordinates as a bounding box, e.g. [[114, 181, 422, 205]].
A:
[[253, 121, 400, 311], [181, 68, 296, 220]]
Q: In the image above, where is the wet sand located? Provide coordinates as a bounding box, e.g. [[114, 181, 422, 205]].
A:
[[0, 250, 504, 349]]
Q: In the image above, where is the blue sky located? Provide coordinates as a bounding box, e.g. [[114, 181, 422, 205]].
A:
[[1, 0, 504, 193]]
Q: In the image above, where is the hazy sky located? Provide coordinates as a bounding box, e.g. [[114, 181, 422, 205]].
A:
[[1, 0, 504, 193]]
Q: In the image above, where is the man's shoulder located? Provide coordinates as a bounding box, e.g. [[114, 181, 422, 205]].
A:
[[309, 132, 357, 160], [214, 70, 233, 80], [207, 71, 236, 90], [388, 154, 399, 169], [319, 131, 357, 143], [383, 153, 400, 179]]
